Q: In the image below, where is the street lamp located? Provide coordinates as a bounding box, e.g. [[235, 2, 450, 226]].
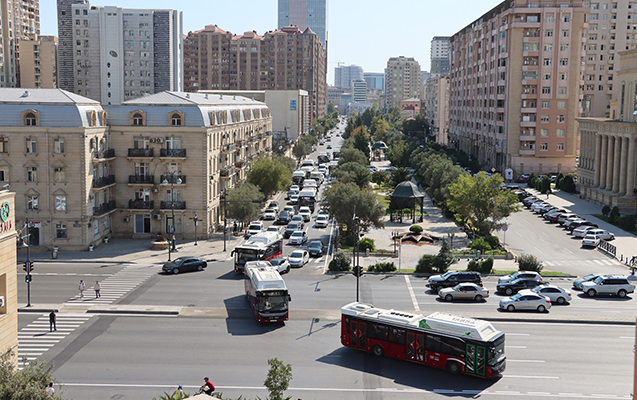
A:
[[162, 173, 182, 256], [191, 212, 199, 246], [21, 217, 33, 307]]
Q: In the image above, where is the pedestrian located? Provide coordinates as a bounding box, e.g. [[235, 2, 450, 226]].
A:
[[78, 280, 85, 298], [173, 385, 185, 399], [546, 188, 551, 199], [233, 221, 238, 233], [94, 280, 101, 298], [49, 310, 56, 332], [45, 382, 55, 397]]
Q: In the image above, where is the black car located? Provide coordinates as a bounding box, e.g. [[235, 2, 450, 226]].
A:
[[427, 271, 482, 292], [496, 278, 546, 296], [284, 222, 303, 238], [162, 257, 207, 275], [567, 220, 598, 231], [277, 211, 292, 225], [307, 241, 324, 257]]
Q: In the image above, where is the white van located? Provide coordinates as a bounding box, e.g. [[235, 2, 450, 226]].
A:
[[301, 159, 315, 168], [310, 172, 324, 184], [302, 179, 318, 189]]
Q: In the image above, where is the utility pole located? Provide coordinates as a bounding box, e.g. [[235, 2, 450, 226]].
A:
[[192, 212, 198, 246], [23, 217, 33, 307]]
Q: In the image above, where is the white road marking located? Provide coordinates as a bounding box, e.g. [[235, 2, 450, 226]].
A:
[[506, 359, 545, 363], [506, 345, 527, 349], [404, 275, 420, 312]]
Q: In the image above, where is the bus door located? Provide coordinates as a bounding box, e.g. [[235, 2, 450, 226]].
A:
[[406, 332, 425, 363], [349, 319, 367, 350], [465, 343, 486, 377]]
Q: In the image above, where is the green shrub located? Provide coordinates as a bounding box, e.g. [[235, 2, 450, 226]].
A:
[[415, 254, 437, 273], [328, 251, 351, 272], [358, 237, 375, 251], [621, 215, 636, 231], [367, 262, 397, 272], [468, 238, 492, 251], [609, 206, 620, 223], [466, 257, 494, 274], [528, 173, 538, 189], [434, 239, 456, 274], [540, 176, 551, 194], [343, 233, 354, 247], [517, 253, 544, 272], [561, 175, 577, 192], [484, 235, 500, 249], [555, 173, 564, 189], [602, 205, 611, 216], [409, 224, 424, 234]]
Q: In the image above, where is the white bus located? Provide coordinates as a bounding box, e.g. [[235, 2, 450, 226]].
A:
[[231, 231, 283, 273], [245, 264, 291, 322]]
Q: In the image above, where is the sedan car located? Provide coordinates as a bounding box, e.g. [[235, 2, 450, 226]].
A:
[[246, 221, 264, 238], [581, 234, 601, 248], [269, 257, 290, 274], [268, 201, 279, 214], [287, 189, 299, 199], [543, 209, 567, 221], [289, 194, 299, 205], [573, 273, 608, 290], [572, 225, 600, 238], [498, 271, 543, 284], [162, 257, 207, 275], [266, 225, 283, 234], [307, 240, 324, 257], [263, 208, 277, 221], [530, 285, 572, 304], [315, 215, 329, 228], [288, 230, 308, 245], [585, 229, 615, 241], [438, 283, 489, 302], [277, 211, 292, 224], [496, 278, 546, 296], [288, 249, 309, 268], [284, 222, 303, 239], [568, 220, 598, 232], [299, 207, 312, 222], [327, 144, 332, 149], [499, 291, 552, 312]]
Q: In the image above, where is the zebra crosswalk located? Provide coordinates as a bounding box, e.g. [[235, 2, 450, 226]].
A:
[[543, 258, 617, 267]]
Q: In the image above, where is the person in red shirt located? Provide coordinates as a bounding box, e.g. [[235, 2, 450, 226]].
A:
[[200, 377, 215, 395]]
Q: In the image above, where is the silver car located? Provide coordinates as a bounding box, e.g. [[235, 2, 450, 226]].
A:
[[438, 283, 489, 302], [288, 250, 309, 268], [499, 291, 552, 312], [530, 285, 572, 304], [580, 275, 635, 297], [268, 257, 290, 274], [498, 271, 543, 284]]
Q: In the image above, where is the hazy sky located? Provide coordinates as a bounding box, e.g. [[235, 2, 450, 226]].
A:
[[39, 0, 503, 85]]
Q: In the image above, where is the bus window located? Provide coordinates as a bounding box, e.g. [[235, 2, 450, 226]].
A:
[[425, 334, 442, 353], [440, 337, 465, 358], [389, 328, 406, 345], [369, 323, 389, 341]]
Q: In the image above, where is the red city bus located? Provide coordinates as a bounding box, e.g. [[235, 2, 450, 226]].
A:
[[341, 302, 506, 379], [231, 232, 283, 273]]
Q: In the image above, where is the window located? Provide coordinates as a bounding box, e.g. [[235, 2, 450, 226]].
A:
[[541, 115, 550, 123], [54, 139, 65, 154], [561, 30, 570, 37], [542, 87, 551, 94], [26, 167, 37, 182], [543, 58, 552, 66], [545, 14, 554, 23], [134, 137, 149, 149], [24, 112, 37, 126], [559, 72, 568, 80], [0, 137, 8, 153], [26, 138, 37, 154], [541, 101, 551, 108], [0, 168, 8, 182], [171, 113, 182, 126], [557, 101, 566, 109], [54, 167, 65, 182], [558, 87, 567, 95], [55, 196, 67, 211], [56, 224, 67, 239], [557, 115, 565, 122], [132, 113, 144, 126], [559, 58, 568, 66], [540, 129, 549, 137], [543, 43, 553, 51], [543, 73, 551, 80], [556, 128, 565, 137], [540, 143, 548, 151], [135, 162, 150, 176], [27, 195, 38, 210], [562, 15, 570, 23], [545, 29, 554, 37], [557, 143, 564, 151], [560, 44, 569, 51], [166, 136, 182, 149]]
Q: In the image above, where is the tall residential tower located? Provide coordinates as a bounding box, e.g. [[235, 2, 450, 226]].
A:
[[430, 36, 451, 77], [384, 56, 422, 109], [278, 0, 327, 48]]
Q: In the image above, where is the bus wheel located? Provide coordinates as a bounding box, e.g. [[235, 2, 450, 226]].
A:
[[372, 344, 384, 357], [446, 361, 460, 374]]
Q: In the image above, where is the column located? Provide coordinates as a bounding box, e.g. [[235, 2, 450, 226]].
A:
[[619, 136, 629, 195], [594, 134, 602, 186], [613, 135, 622, 193], [599, 134, 608, 188], [626, 136, 637, 197], [605, 135, 614, 191]]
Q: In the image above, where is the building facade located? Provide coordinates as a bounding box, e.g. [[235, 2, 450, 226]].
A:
[[334, 64, 363, 88], [384, 56, 422, 109], [0, 191, 17, 368], [430, 36, 451, 77], [424, 75, 450, 145], [2, 0, 41, 88], [56, 1, 183, 105], [363, 72, 384, 91], [18, 36, 58, 89], [448, 0, 587, 175], [581, 0, 637, 118], [278, 0, 327, 48], [352, 79, 367, 103], [0, 89, 272, 250], [183, 25, 326, 121]]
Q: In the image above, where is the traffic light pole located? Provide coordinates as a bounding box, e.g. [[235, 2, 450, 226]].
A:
[[24, 217, 32, 307]]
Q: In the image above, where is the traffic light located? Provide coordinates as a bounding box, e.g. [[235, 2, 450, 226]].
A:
[[25, 275, 31, 283], [353, 266, 363, 277], [23, 261, 33, 273]]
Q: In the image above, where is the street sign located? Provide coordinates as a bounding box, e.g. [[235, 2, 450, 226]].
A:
[[502, 225, 508, 232]]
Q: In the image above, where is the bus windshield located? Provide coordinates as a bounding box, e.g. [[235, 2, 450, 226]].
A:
[[235, 249, 259, 266], [257, 292, 288, 312], [488, 336, 506, 366]]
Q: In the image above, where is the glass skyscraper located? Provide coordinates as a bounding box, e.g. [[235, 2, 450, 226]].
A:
[[278, 0, 327, 47]]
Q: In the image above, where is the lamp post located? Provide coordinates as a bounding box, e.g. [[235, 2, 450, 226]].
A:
[[162, 173, 182, 256], [192, 212, 198, 246], [22, 217, 33, 307]]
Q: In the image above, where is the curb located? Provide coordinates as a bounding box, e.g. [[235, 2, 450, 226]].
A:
[[87, 308, 181, 315]]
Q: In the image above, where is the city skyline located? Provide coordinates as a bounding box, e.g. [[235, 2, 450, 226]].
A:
[[39, 0, 504, 83]]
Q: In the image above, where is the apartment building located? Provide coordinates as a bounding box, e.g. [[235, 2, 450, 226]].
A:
[[334, 65, 363, 88], [352, 79, 367, 103], [183, 25, 326, 121], [278, 0, 327, 48], [0, 190, 17, 369], [1, 0, 40, 88], [424, 75, 450, 145], [363, 72, 384, 91], [448, 0, 587, 175], [384, 56, 422, 109], [0, 88, 272, 250], [581, 0, 637, 118], [56, 0, 183, 105], [18, 36, 57, 88], [430, 36, 451, 77]]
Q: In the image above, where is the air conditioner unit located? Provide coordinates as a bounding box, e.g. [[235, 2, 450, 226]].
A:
[[153, 214, 162, 220], [152, 188, 159, 193], [123, 217, 130, 223], [0, 296, 5, 308]]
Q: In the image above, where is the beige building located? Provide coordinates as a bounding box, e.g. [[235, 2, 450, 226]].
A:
[[17, 36, 57, 89], [399, 98, 421, 119], [1, 0, 41, 88], [448, 0, 587, 175], [577, 49, 637, 212], [424, 75, 450, 145], [384, 56, 422, 109], [581, 0, 637, 118], [0, 191, 18, 368], [0, 88, 272, 250]]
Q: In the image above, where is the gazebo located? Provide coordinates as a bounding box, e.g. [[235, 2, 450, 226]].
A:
[[371, 141, 388, 161], [390, 181, 426, 223]]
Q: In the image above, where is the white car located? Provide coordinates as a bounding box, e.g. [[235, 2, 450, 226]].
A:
[[315, 215, 329, 228], [290, 185, 300, 192], [573, 226, 599, 238], [283, 205, 295, 215], [585, 229, 615, 241], [263, 208, 277, 220], [289, 194, 299, 205], [266, 225, 283, 234], [299, 207, 312, 222], [581, 234, 601, 248], [498, 271, 543, 284], [288, 249, 309, 267], [438, 283, 489, 302], [531, 202, 549, 213], [246, 221, 264, 237], [499, 291, 552, 312], [288, 230, 308, 245], [287, 189, 299, 199], [269, 258, 290, 274], [530, 285, 572, 304]]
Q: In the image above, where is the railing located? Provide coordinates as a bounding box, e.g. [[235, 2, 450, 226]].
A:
[[94, 149, 115, 159], [128, 199, 154, 209], [128, 175, 155, 184], [93, 175, 116, 188], [160, 175, 187, 184], [128, 148, 154, 157], [160, 201, 186, 210], [160, 148, 187, 157], [221, 143, 236, 153], [93, 201, 117, 216], [220, 165, 236, 177]]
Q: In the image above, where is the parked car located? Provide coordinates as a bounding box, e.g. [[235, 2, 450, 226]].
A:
[[499, 291, 552, 312], [546, 210, 569, 222], [284, 222, 303, 239], [531, 202, 550, 213], [277, 211, 292, 224], [307, 240, 324, 257], [498, 271, 543, 284], [427, 271, 482, 292], [563, 218, 587, 230], [299, 206, 312, 222], [581, 234, 601, 248], [573, 273, 608, 290], [522, 196, 540, 207], [568, 221, 598, 233], [580, 275, 635, 298], [514, 174, 529, 183], [496, 278, 546, 296], [438, 283, 489, 302], [288, 249, 310, 267], [162, 257, 207, 274], [584, 229, 615, 241], [557, 213, 580, 225], [530, 285, 572, 304], [263, 208, 277, 221], [246, 221, 265, 238], [269, 257, 290, 274], [544, 209, 567, 221], [268, 201, 279, 214], [315, 215, 329, 228], [288, 230, 308, 245]]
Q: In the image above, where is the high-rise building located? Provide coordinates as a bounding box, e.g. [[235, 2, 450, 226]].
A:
[[448, 0, 587, 175], [334, 65, 363, 88], [363, 72, 384, 90], [18, 36, 58, 88], [424, 75, 450, 145], [430, 36, 451, 77], [352, 79, 367, 103], [384, 56, 422, 109], [1, 0, 41, 88], [56, 1, 183, 104], [278, 0, 327, 48], [184, 25, 326, 121], [581, 0, 637, 118]]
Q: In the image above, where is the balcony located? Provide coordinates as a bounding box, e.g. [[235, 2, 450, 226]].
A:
[[220, 143, 236, 154], [519, 148, 536, 156], [160, 175, 187, 184], [128, 175, 155, 184], [93, 149, 115, 161], [128, 148, 154, 158], [160, 201, 187, 210], [220, 165, 236, 177], [128, 199, 154, 210], [235, 161, 245, 168], [519, 134, 537, 141], [160, 148, 187, 158], [93, 175, 116, 189], [93, 201, 117, 216]]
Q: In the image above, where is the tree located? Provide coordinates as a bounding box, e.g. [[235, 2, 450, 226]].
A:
[[226, 182, 265, 224], [370, 116, 390, 141], [322, 182, 385, 234], [1, 349, 63, 400], [343, 113, 362, 139], [447, 172, 521, 236], [352, 129, 371, 159], [389, 167, 412, 187], [435, 239, 456, 274], [263, 358, 293, 400], [360, 107, 376, 127], [371, 170, 388, 186], [337, 148, 368, 166], [332, 162, 371, 189], [248, 157, 293, 198]]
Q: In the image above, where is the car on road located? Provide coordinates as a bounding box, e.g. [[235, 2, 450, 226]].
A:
[[499, 291, 552, 312], [246, 221, 265, 238], [287, 189, 299, 199], [288, 230, 308, 245], [573, 273, 608, 290], [580, 275, 635, 298], [327, 144, 332, 149], [291, 215, 304, 224], [498, 271, 543, 284], [263, 208, 277, 221], [289, 249, 310, 267], [496, 278, 546, 296], [307, 241, 324, 257], [530, 285, 572, 304], [284, 221, 303, 238], [438, 283, 489, 302], [315, 215, 329, 228], [269, 257, 290, 274], [277, 211, 292, 224], [427, 271, 482, 292], [290, 184, 300, 192], [581, 234, 601, 248], [572, 225, 600, 238], [299, 206, 312, 222], [283, 205, 296, 215], [268, 201, 279, 214], [319, 140, 325, 145], [266, 225, 283, 235], [162, 257, 207, 275], [289, 194, 299, 205]]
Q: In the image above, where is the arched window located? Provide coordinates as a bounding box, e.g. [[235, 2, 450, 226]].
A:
[[25, 112, 37, 126], [171, 113, 182, 126], [132, 113, 143, 126]]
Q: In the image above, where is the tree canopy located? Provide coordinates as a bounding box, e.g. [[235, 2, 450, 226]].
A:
[[337, 148, 368, 166], [1, 349, 63, 400], [322, 182, 385, 233], [331, 162, 371, 189], [247, 156, 292, 198], [225, 182, 265, 223]]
